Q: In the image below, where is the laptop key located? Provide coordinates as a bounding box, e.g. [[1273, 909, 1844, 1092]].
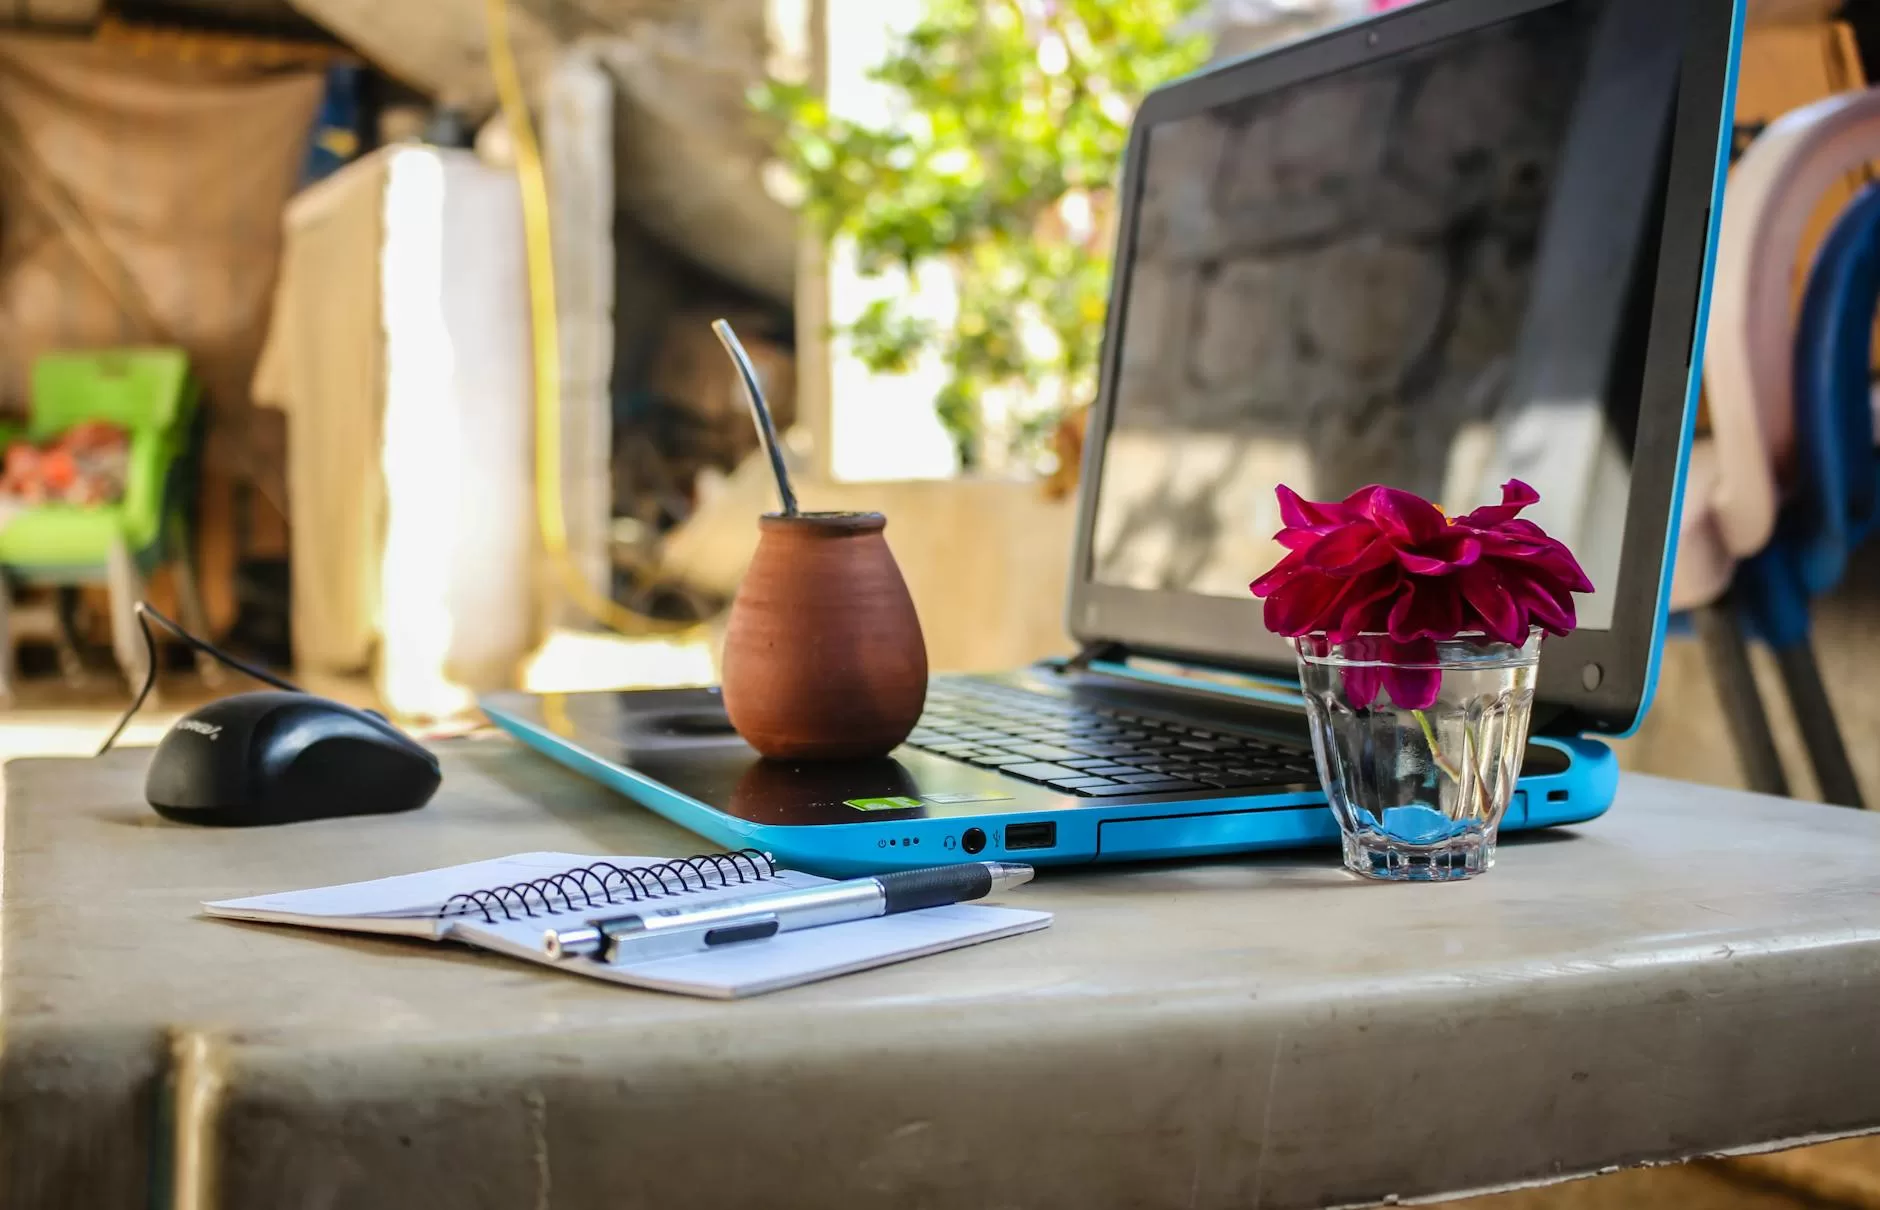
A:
[[999, 762, 1084, 783], [1061, 758, 1116, 770], [1012, 744, 1080, 761], [1192, 772, 1275, 789], [1078, 779, 1205, 796], [1081, 764, 1139, 776], [1056, 746, 1112, 760], [1049, 776, 1119, 790]]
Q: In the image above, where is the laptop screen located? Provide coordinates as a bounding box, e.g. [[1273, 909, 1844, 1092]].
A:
[[1088, 0, 1671, 634]]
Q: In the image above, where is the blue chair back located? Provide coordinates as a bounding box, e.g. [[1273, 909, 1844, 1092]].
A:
[[1738, 181, 1880, 648]]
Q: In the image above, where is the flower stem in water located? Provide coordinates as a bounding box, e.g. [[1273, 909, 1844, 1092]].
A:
[[1412, 708, 1468, 784]]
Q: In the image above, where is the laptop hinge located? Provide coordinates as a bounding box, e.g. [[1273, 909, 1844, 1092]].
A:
[[1059, 640, 1128, 675]]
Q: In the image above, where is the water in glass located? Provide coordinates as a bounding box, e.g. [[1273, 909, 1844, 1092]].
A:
[[1295, 631, 1541, 881]]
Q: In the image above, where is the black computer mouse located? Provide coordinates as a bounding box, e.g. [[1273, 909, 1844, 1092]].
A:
[[145, 691, 441, 826]]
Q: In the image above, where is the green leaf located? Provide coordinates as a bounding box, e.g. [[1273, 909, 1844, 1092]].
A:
[[754, 0, 1210, 464], [849, 300, 937, 375]]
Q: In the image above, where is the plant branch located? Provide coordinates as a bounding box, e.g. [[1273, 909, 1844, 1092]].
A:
[[752, 0, 1209, 467]]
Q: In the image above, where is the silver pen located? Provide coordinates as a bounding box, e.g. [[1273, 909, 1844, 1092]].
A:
[[545, 861, 1035, 963]]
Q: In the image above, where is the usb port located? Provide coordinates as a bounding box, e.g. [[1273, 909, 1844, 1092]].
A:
[[1005, 822, 1057, 851]]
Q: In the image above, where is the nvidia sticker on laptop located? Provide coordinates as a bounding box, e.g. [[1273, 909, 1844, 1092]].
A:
[[845, 793, 1014, 812], [844, 797, 924, 812]]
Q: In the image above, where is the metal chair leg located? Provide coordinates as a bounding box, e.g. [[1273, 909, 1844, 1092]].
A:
[[1773, 641, 1866, 809], [106, 534, 154, 705], [52, 587, 86, 688], [1696, 601, 1789, 797]]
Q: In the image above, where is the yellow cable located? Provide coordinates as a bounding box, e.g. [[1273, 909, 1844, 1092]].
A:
[[483, 0, 697, 638]]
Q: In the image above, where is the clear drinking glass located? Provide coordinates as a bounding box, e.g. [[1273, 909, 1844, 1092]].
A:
[[1294, 630, 1542, 881]]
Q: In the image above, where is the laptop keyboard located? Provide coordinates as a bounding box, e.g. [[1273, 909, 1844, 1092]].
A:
[[905, 679, 1319, 797]]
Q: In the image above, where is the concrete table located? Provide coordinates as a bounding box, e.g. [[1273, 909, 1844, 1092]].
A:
[[4, 741, 1879, 1210]]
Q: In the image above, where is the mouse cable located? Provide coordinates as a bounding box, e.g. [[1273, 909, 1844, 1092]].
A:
[[96, 601, 304, 757]]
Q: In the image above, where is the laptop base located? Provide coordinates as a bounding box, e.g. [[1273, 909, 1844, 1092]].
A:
[[480, 671, 1616, 877]]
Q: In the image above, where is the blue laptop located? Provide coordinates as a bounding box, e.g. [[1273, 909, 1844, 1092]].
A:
[[483, 0, 1744, 876]]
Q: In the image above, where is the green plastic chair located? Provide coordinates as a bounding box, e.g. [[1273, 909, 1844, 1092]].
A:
[[0, 349, 214, 699]]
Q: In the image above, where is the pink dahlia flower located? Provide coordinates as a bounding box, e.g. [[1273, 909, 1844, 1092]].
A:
[[1250, 480, 1594, 647]]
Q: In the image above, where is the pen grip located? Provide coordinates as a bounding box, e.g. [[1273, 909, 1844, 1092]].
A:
[[877, 864, 993, 914]]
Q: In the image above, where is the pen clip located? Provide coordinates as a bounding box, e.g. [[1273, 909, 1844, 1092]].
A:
[[602, 911, 782, 964]]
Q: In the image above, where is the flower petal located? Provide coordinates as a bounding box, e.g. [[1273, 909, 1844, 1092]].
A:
[[1538, 579, 1580, 635], [1502, 566, 1575, 634], [1533, 541, 1595, 594], [1346, 484, 1443, 544], [1301, 522, 1393, 576], [1381, 637, 1440, 666], [1499, 519, 1556, 546], [1277, 484, 1355, 530], [1250, 551, 1311, 599], [1325, 567, 1401, 644], [1466, 529, 1594, 593], [1276, 528, 1327, 551], [1399, 532, 1482, 576], [1458, 479, 1540, 528], [1457, 563, 1524, 646], [1353, 486, 1447, 545], [1263, 571, 1350, 637], [1267, 563, 1400, 640], [1343, 663, 1381, 710], [1388, 577, 1463, 642], [1354, 638, 1442, 711], [1383, 665, 1442, 711]]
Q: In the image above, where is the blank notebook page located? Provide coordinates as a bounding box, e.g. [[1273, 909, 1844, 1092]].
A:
[[208, 852, 644, 919]]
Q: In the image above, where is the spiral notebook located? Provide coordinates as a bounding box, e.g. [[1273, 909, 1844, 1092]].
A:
[[204, 850, 1052, 999]]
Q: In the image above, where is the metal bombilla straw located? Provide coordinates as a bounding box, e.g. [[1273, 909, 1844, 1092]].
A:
[[711, 319, 799, 517]]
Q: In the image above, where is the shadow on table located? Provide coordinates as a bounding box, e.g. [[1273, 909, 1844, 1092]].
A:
[[458, 738, 708, 854]]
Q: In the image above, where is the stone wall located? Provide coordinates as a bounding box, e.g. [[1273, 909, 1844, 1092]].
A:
[[1091, 8, 1606, 598], [1117, 8, 1591, 502]]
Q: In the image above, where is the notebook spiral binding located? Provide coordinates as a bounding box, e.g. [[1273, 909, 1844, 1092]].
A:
[[437, 849, 778, 924]]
